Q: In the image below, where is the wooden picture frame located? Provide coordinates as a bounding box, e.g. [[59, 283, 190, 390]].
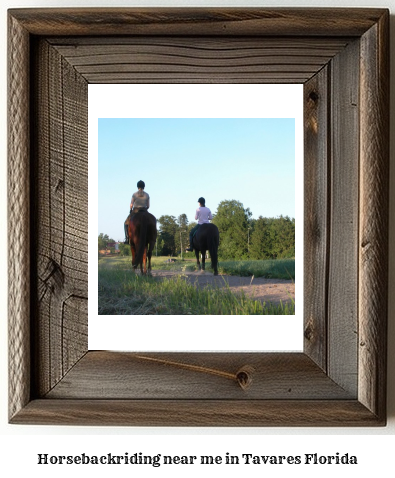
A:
[[8, 8, 389, 426]]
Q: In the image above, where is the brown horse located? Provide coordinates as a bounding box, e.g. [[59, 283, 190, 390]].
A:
[[128, 211, 157, 274]]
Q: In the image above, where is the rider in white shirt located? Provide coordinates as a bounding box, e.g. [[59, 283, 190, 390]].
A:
[[186, 197, 212, 252]]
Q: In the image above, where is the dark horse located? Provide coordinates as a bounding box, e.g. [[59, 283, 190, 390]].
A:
[[128, 211, 157, 274], [192, 223, 220, 275]]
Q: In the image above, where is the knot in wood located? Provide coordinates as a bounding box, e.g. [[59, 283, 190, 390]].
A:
[[236, 365, 255, 390], [308, 90, 319, 103], [304, 322, 314, 341], [43, 259, 65, 292]]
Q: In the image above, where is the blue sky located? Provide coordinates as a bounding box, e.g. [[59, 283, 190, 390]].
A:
[[98, 118, 295, 241]]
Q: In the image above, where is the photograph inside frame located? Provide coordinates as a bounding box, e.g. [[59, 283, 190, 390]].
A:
[[88, 83, 304, 352]]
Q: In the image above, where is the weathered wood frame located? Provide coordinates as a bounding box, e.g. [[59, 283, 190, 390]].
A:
[[8, 8, 389, 426]]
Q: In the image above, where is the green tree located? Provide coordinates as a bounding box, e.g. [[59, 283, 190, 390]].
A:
[[251, 216, 295, 259], [268, 215, 295, 258], [175, 214, 189, 257], [157, 215, 178, 256], [156, 236, 165, 256], [98, 233, 111, 251], [212, 200, 252, 260], [118, 243, 131, 256], [249, 217, 272, 259]]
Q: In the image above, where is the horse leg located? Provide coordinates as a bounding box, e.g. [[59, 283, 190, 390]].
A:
[[139, 246, 144, 274], [131, 244, 137, 270], [201, 250, 206, 271], [142, 247, 147, 274], [195, 250, 201, 271], [147, 240, 155, 275]]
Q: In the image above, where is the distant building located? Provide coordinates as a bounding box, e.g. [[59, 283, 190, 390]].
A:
[[100, 242, 120, 254]]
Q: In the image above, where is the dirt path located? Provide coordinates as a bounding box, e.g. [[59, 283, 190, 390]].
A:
[[151, 270, 295, 305]]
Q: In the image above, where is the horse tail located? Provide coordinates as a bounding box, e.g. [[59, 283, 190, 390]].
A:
[[134, 213, 148, 267], [208, 225, 219, 272]]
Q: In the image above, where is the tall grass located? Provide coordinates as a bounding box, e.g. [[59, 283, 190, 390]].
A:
[[113, 255, 295, 279], [98, 258, 294, 315], [218, 258, 295, 280]]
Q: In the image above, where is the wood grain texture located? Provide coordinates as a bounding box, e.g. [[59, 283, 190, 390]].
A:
[[8, 12, 31, 421], [303, 68, 329, 370], [11, 399, 383, 427], [358, 12, 389, 421], [30, 39, 88, 398], [7, 8, 389, 426], [46, 352, 354, 400], [49, 37, 350, 84], [327, 39, 360, 396], [8, 8, 387, 37]]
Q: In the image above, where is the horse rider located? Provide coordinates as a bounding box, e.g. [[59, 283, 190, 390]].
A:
[[124, 180, 150, 244], [186, 197, 213, 252]]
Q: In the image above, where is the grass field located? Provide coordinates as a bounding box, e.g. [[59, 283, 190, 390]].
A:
[[218, 259, 294, 280], [98, 256, 295, 315], [100, 255, 294, 278]]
